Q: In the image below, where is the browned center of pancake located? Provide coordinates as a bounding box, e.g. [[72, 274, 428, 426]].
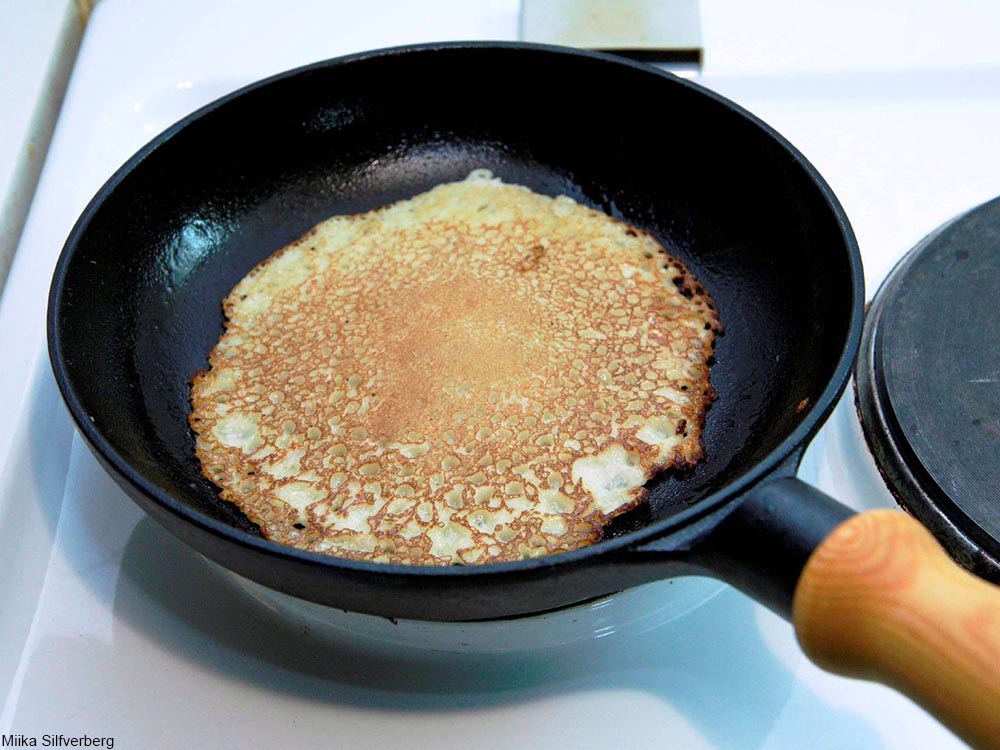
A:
[[370, 271, 542, 440]]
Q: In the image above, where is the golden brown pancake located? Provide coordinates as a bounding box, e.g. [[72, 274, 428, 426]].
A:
[[189, 170, 720, 564]]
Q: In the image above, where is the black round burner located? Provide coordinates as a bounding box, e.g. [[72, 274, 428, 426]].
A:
[[856, 196, 1000, 582]]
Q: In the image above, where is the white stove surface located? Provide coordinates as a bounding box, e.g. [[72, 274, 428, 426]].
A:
[[4, 1, 1000, 748]]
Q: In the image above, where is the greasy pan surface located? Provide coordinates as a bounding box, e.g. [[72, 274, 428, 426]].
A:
[[49, 43, 862, 620]]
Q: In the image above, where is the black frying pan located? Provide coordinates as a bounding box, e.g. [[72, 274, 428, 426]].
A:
[[47, 43, 1000, 747]]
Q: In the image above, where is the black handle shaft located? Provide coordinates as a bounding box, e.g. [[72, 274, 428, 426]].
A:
[[690, 477, 855, 620]]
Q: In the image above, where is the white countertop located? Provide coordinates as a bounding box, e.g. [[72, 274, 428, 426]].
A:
[[3, 2, 1000, 748], [0, 0, 84, 292]]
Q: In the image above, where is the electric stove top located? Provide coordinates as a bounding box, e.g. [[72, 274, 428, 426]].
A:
[[856, 196, 1000, 582], [3, 2, 1000, 748]]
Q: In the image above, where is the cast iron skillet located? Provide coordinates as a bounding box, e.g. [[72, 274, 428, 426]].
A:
[[47, 43, 1000, 746]]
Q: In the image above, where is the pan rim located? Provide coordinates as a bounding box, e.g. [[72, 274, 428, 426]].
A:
[[47, 39, 865, 582]]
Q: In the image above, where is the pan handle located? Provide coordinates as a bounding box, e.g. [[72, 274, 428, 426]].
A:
[[794, 509, 1000, 750], [681, 478, 1000, 747]]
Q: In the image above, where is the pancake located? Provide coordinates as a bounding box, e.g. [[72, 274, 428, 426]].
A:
[[189, 170, 720, 565]]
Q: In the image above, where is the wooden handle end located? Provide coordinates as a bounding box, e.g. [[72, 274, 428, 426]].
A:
[[793, 509, 1000, 749]]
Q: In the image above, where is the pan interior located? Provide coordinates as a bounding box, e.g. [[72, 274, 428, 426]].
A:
[[52, 46, 856, 553]]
